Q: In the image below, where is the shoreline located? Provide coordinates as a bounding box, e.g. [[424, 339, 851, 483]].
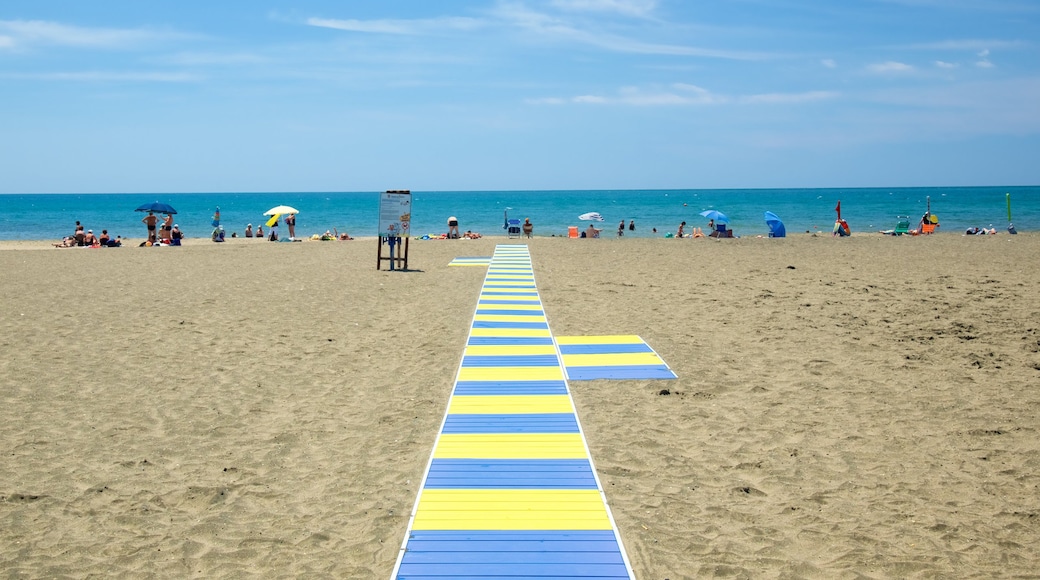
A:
[[0, 229, 1024, 251]]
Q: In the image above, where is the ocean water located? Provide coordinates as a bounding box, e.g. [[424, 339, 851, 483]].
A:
[[0, 187, 1036, 242]]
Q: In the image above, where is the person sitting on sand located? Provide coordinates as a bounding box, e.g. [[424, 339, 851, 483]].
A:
[[255, 224, 263, 238], [83, 229, 98, 246], [244, 224, 253, 238], [159, 213, 174, 243], [99, 230, 111, 246], [321, 230, 335, 241], [171, 224, 183, 246], [584, 224, 601, 238]]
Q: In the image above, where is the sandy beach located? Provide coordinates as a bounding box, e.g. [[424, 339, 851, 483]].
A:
[[2, 233, 1038, 578]]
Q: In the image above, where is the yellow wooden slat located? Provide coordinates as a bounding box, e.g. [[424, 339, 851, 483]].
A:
[[449, 395, 574, 414], [412, 489, 612, 530], [476, 303, 544, 311]]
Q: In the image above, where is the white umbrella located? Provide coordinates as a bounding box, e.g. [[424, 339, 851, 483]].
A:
[[264, 205, 299, 216], [579, 212, 604, 221]]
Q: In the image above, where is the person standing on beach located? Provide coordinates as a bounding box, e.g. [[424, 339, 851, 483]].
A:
[[677, 221, 686, 238], [617, 220, 625, 237], [522, 218, 533, 238], [141, 212, 158, 243], [285, 213, 296, 240]]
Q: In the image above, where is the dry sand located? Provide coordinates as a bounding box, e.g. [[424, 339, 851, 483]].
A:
[[1, 233, 1038, 578]]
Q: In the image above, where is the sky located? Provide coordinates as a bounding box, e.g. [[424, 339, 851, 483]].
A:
[[1, 0, 1038, 193]]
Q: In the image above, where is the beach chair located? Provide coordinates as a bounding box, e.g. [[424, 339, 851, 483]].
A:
[[882, 218, 911, 235], [506, 219, 521, 238], [920, 222, 937, 234], [709, 223, 733, 238]]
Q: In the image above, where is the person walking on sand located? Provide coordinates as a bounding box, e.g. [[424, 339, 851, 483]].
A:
[[285, 213, 296, 240], [677, 221, 686, 238], [142, 212, 158, 243]]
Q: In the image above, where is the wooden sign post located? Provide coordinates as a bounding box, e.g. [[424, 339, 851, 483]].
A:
[[377, 190, 411, 271]]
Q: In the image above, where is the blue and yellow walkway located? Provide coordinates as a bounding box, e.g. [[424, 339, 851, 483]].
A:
[[391, 245, 634, 579]]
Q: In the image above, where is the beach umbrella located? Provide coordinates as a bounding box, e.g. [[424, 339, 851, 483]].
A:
[[579, 212, 604, 221], [764, 211, 786, 238], [211, 207, 221, 228], [698, 209, 729, 224], [136, 201, 177, 214], [835, 200, 841, 220], [264, 205, 299, 216]]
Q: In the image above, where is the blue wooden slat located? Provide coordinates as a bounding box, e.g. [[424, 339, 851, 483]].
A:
[[453, 381, 568, 395], [557, 344, 653, 354], [397, 562, 629, 577], [474, 309, 545, 316], [462, 355, 560, 367], [401, 551, 624, 564], [478, 300, 543, 305], [467, 337, 555, 346], [407, 531, 620, 541], [472, 321, 549, 329], [442, 413, 579, 434], [429, 459, 592, 471], [566, 365, 677, 380]]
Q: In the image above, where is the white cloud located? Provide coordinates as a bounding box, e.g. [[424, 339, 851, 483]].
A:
[[867, 61, 915, 73], [3, 71, 200, 82], [549, 0, 658, 17], [0, 19, 182, 49], [740, 91, 839, 104], [900, 39, 1026, 50], [977, 48, 990, 57], [542, 84, 837, 107], [306, 16, 481, 35], [935, 60, 959, 68], [822, 59, 837, 68], [976, 59, 994, 68]]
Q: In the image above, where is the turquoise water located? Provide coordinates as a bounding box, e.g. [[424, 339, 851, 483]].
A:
[[1, 187, 1036, 241]]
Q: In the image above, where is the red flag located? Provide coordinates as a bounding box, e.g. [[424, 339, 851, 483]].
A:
[[835, 200, 841, 219]]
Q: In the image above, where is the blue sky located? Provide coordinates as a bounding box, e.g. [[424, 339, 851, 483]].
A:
[[1, 0, 1038, 193]]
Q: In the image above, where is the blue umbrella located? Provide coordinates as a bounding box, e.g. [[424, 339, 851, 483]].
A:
[[136, 201, 177, 214], [764, 211, 786, 238], [699, 209, 729, 223]]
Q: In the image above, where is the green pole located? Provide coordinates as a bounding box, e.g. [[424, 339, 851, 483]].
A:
[[1007, 193, 1012, 222]]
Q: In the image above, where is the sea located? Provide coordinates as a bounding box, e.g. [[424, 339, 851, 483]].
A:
[[1, 187, 1036, 242]]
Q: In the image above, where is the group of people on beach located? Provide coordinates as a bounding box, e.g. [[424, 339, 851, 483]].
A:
[[54, 221, 123, 248], [140, 212, 183, 246]]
